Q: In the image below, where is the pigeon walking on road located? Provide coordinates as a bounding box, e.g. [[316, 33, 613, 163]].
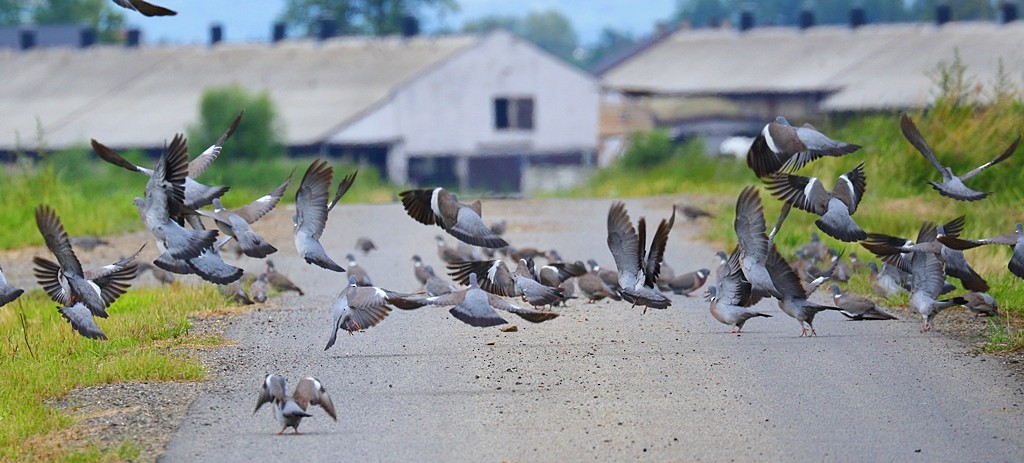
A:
[[829, 284, 897, 321]]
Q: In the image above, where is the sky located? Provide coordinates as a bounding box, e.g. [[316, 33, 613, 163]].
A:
[[129, 0, 678, 45]]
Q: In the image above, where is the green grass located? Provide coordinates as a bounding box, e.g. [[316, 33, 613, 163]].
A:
[[0, 285, 230, 461], [0, 147, 397, 250]]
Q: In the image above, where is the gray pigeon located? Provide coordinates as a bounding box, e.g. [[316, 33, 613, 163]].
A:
[[764, 163, 868, 242], [344, 254, 373, 287], [664, 268, 710, 296], [0, 264, 24, 308], [747, 116, 861, 178], [93, 112, 240, 209], [355, 237, 377, 255], [423, 266, 458, 297], [137, 134, 219, 261], [938, 223, 1024, 281], [901, 113, 1019, 202], [447, 258, 563, 307], [908, 250, 967, 332], [829, 284, 897, 321], [577, 264, 621, 302], [962, 291, 999, 318], [400, 188, 508, 248], [199, 171, 293, 259], [266, 260, 304, 296], [219, 280, 254, 305], [255, 375, 337, 435], [734, 186, 781, 301], [435, 236, 465, 264], [766, 247, 843, 336], [863, 217, 988, 292], [250, 273, 269, 303], [411, 255, 431, 286], [606, 202, 674, 310], [34, 205, 141, 318], [419, 273, 558, 328], [58, 302, 107, 340], [112, 0, 176, 16], [293, 160, 357, 272], [868, 262, 909, 298], [324, 276, 423, 350], [707, 247, 771, 333]]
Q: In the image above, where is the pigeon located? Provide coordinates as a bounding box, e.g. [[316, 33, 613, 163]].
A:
[[829, 284, 897, 321], [423, 266, 458, 297], [266, 260, 304, 296], [537, 260, 587, 289], [663, 268, 711, 296], [863, 218, 988, 292], [489, 220, 507, 236], [112, 0, 176, 17], [677, 205, 713, 221], [132, 199, 242, 285], [962, 292, 999, 318], [344, 254, 373, 287], [411, 255, 431, 286], [746, 116, 861, 178], [766, 247, 843, 336], [606, 202, 674, 310], [255, 375, 337, 435], [706, 247, 771, 333], [764, 163, 868, 242], [938, 223, 1024, 280], [70, 235, 109, 251], [199, 171, 293, 259], [355, 237, 377, 255], [908, 250, 967, 332], [586, 259, 621, 292], [324, 276, 423, 349], [418, 273, 557, 328], [136, 134, 219, 261], [734, 186, 781, 301], [577, 264, 621, 302], [869, 262, 909, 298], [218, 280, 254, 305], [93, 112, 241, 209], [292, 160, 357, 272], [0, 264, 24, 308], [58, 302, 107, 340], [447, 258, 563, 307], [33, 205, 141, 318], [399, 188, 508, 248], [900, 113, 1019, 201], [250, 273, 269, 303]]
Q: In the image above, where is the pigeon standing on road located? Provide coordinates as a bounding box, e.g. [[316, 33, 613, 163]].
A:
[[265, 260, 304, 296], [399, 187, 508, 248], [250, 273, 269, 303], [293, 160, 358, 272], [829, 284, 897, 321], [344, 254, 373, 287], [766, 247, 843, 336]]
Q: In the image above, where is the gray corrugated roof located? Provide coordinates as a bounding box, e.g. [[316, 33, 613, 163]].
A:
[[601, 22, 1024, 111], [0, 34, 478, 150]]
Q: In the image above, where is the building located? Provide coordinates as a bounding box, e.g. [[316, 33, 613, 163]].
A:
[[598, 7, 1024, 158], [0, 29, 600, 193]]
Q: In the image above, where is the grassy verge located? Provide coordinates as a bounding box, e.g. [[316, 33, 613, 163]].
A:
[[0, 285, 231, 461], [0, 146, 397, 250]]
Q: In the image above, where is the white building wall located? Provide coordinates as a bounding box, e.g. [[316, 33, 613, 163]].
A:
[[331, 30, 600, 156]]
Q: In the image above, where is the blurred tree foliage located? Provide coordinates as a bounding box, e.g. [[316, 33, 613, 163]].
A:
[[281, 0, 458, 37], [619, 129, 675, 170], [188, 85, 285, 161], [463, 9, 579, 63], [0, 0, 124, 42]]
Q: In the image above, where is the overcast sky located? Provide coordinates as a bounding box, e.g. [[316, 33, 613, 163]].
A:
[[130, 0, 677, 45]]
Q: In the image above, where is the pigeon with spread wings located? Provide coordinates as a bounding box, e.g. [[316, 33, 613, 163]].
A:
[[399, 188, 508, 248], [747, 116, 861, 178], [198, 170, 293, 259], [764, 163, 868, 242], [293, 160, 357, 272], [606, 202, 674, 310], [255, 375, 337, 435], [112, 0, 176, 16]]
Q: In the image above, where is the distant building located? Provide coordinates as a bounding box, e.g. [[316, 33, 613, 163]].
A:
[[0, 29, 600, 193], [598, 13, 1024, 159]]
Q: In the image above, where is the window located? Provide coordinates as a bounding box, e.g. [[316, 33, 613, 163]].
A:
[[494, 97, 534, 131]]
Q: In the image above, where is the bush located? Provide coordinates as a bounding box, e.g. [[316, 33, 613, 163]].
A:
[[187, 85, 285, 161], [619, 129, 675, 170]]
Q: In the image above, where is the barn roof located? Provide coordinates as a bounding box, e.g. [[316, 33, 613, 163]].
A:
[[0, 34, 479, 150], [600, 21, 1024, 111]]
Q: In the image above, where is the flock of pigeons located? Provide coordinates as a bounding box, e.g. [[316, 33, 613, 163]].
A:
[[15, 2, 1019, 433]]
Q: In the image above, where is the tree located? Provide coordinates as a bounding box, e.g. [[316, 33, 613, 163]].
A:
[[672, 0, 729, 27], [461, 9, 579, 64], [188, 85, 285, 161], [280, 0, 457, 37], [580, 27, 638, 71], [0, 0, 124, 42]]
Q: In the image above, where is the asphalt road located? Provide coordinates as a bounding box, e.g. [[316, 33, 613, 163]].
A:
[[161, 197, 1024, 462]]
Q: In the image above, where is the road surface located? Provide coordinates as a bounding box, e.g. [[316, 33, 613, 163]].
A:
[[161, 197, 1024, 462]]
